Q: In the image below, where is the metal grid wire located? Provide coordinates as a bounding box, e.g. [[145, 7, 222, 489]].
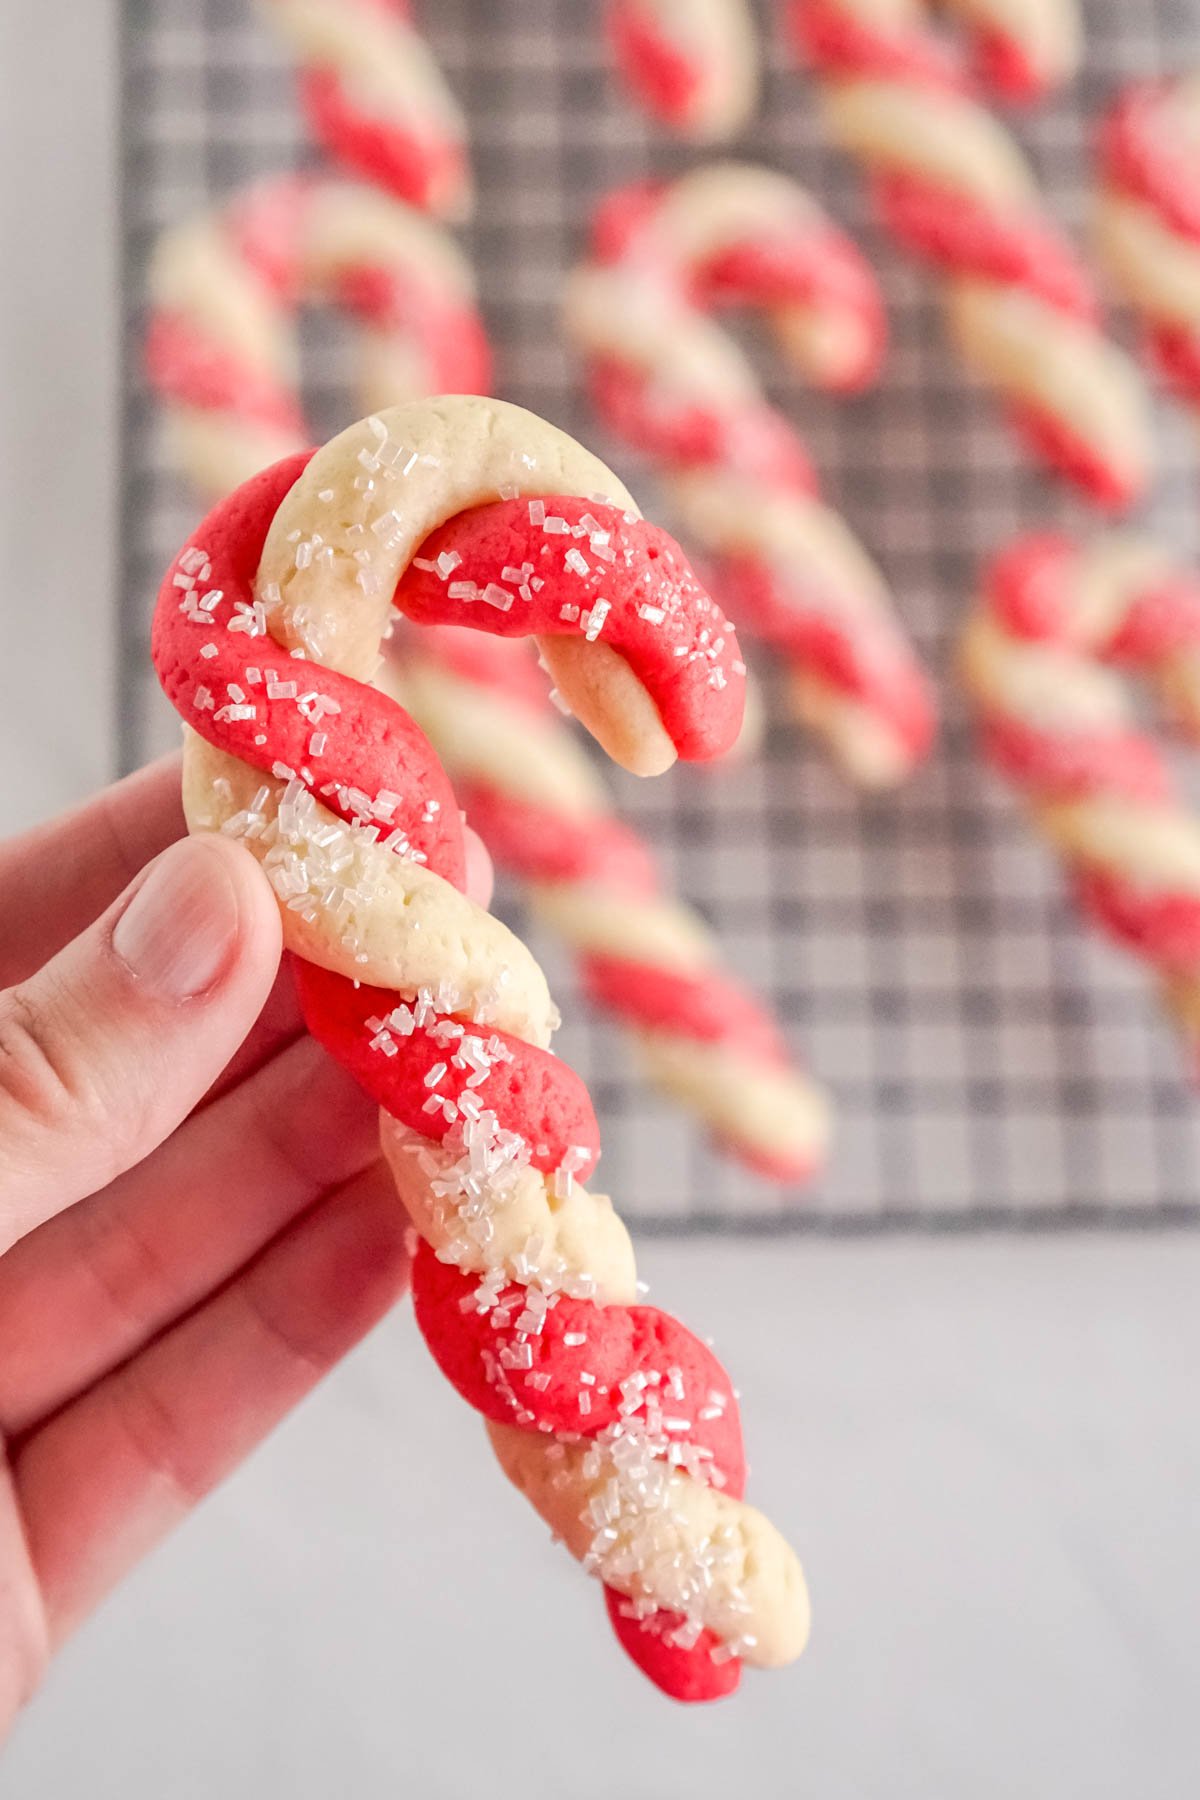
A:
[[118, 0, 1200, 1228]]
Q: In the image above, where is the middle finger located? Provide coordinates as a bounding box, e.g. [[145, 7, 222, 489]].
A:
[[0, 1031, 381, 1435]]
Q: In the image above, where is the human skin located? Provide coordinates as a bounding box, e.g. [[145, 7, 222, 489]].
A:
[[0, 754, 492, 1736]]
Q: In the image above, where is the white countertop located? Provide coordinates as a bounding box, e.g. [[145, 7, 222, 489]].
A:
[[8, 1234, 1200, 1799]]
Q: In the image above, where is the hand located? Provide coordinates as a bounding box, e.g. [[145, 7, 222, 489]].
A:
[[0, 756, 492, 1734]]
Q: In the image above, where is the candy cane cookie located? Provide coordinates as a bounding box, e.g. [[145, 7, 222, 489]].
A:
[[961, 533, 1200, 1057], [146, 174, 490, 500], [938, 0, 1080, 102], [1097, 75, 1200, 422], [607, 0, 1077, 138], [261, 0, 470, 217], [566, 164, 935, 787], [791, 1, 1151, 507], [607, 0, 759, 139], [152, 396, 810, 1701], [386, 627, 831, 1181]]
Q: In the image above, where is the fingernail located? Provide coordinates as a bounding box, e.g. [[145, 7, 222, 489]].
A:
[[112, 838, 241, 1001]]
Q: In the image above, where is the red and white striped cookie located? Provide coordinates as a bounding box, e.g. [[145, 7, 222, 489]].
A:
[[608, 0, 1079, 139], [386, 627, 831, 1181], [152, 395, 810, 1702], [961, 532, 1200, 1061], [1097, 74, 1200, 423], [937, 0, 1080, 102], [566, 162, 935, 787], [146, 173, 489, 499], [607, 0, 759, 139], [261, 0, 471, 217], [791, 0, 1150, 507]]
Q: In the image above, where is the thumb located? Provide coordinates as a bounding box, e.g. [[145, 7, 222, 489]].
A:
[[0, 833, 282, 1252]]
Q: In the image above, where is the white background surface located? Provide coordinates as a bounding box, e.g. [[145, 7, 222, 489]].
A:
[[2, 5, 1199, 1794], [0, 2, 119, 831], [8, 1237, 1200, 1799]]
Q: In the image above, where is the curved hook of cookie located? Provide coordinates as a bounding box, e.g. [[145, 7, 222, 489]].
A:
[[566, 166, 935, 784], [146, 175, 491, 501], [252, 396, 746, 776]]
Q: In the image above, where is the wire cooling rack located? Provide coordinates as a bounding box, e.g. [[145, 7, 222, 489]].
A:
[[118, 0, 1200, 1228]]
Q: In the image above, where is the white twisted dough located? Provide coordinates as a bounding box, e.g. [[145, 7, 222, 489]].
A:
[[261, 0, 471, 217], [793, 0, 1150, 508], [566, 161, 935, 787], [1097, 73, 1200, 423], [609, 0, 1079, 140], [177, 395, 809, 1684], [146, 175, 488, 500], [960, 531, 1200, 1059], [385, 633, 832, 1179]]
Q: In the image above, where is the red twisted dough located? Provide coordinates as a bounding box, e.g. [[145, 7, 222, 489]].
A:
[[396, 499, 742, 763], [262, 0, 471, 218], [960, 533, 1200, 1059], [155, 476, 742, 800], [152, 401, 809, 1702], [387, 625, 831, 1181], [790, 1, 1151, 508], [567, 165, 935, 788], [146, 173, 489, 498], [1097, 76, 1200, 418]]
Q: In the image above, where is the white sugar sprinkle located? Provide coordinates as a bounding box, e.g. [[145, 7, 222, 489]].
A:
[[582, 598, 611, 641]]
